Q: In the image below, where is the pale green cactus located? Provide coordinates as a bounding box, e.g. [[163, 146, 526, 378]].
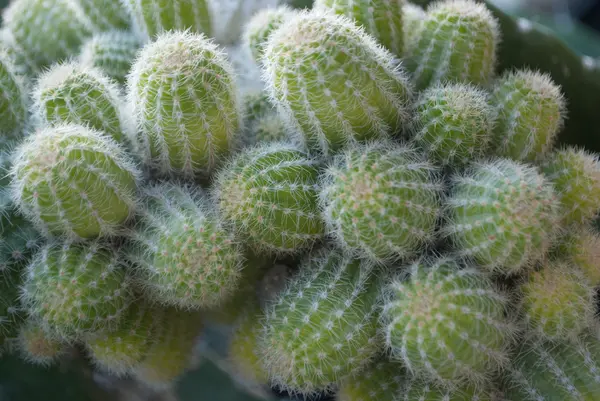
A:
[[556, 227, 600, 286], [17, 320, 65, 367], [337, 359, 404, 401], [0, 50, 28, 143], [243, 6, 294, 63], [76, 0, 132, 31], [402, 3, 425, 50]]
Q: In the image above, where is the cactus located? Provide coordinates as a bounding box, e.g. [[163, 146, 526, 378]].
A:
[[504, 334, 600, 400], [125, 181, 245, 309], [0, 267, 24, 350], [411, 83, 494, 168], [262, 10, 412, 155], [541, 147, 600, 227], [121, 0, 212, 40], [32, 61, 134, 147], [555, 227, 600, 286], [402, 379, 494, 400], [404, 0, 500, 91], [242, 91, 274, 124], [2, 0, 93, 75], [314, 0, 404, 56], [0, 210, 42, 281], [79, 31, 143, 85], [402, 3, 425, 50], [489, 69, 565, 162], [20, 241, 133, 339], [127, 30, 241, 179], [243, 6, 294, 63], [0, 50, 28, 143], [383, 257, 514, 387], [337, 359, 404, 401], [214, 142, 324, 255], [133, 308, 203, 390], [320, 141, 442, 264], [261, 249, 383, 394], [243, 113, 290, 148], [17, 320, 65, 367], [520, 261, 596, 341], [76, 0, 132, 32], [10, 124, 141, 240], [444, 158, 559, 275]]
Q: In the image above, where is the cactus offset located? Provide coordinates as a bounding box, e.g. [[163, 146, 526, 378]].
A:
[[243, 6, 294, 63], [17, 320, 65, 367]]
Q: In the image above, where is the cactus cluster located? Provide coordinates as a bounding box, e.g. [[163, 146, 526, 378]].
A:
[[0, 0, 600, 398]]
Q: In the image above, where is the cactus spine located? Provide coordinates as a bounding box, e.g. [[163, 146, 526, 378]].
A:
[[0, 50, 28, 143], [128, 31, 241, 179], [243, 6, 294, 63], [262, 10, 412, 155]]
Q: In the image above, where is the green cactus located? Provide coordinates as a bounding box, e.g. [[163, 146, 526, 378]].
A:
[[32, 61, 134, 147], [489, 69, 565, 162], [242, 91, 274, 125], [17, 320, 65, 367], [10, 124, 141, 240], [214, 142, 324, 255], [243, 113, 290, 148], [0, 50, 28, 143], [122, 0, 212, 40], [337, 359, 404, 401], [444, 158, 559, 275], [127, 30, 241, 179], [261, 249, 383, 394], [383, 257, 514, 387], [404, 0, 500, 91], [76, 0, 132, 32], [541, 147, 600, 227], [20, 241, 133, 339], [262, 10, 412, 155], [79, 30, 143, 85], [243, 6, 294, 63], [402, 3, 425, 50], [520, 262, 596, 341], [0, 267, 24, 350], [125, 181, 245, 309], [556, 227, 600, 286], [0, 209, 42, 281], [411, 82, 494, 168], [320, 141, 442, 264], [314, 0, 404, 56], [402, 379, 494, 400]]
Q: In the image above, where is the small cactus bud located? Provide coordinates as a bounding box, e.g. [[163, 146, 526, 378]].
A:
[[403, 379, 494, 400], [383, 257, 515, 387], [411, 83, 494, 168], [542, 147, 600, 226], [127, 31, 241, 179], [261, 249, 383, 394], [555, 227, 600, 286], [262, 10, 412, 155], [320, 141, 442, 264], [214, 142, 324, 255], [444, 159, 559, 275], [10, 124, 141, 240], [125, 181, 244, 309], [243, 6, 294, 63], [520, 261, 596, 341], [20, 241, 133, 339], [32, 62, 134, 147], [315, 0, 404, 56], [490, 69, 566, 162], [0, 50, 28, 143], [79, 30, 143, 85], [405, 0, 500, 90], [77, 0, 132, 32], [337, 359, 404, 401], [17, 320, 65, 367], [402, 3, 425, 51]]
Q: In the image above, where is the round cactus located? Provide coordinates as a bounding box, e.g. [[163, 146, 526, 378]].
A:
[[556, 227, 600, 286], [0, 50, 28, 143], [20, 241, 133, 339], [337, 359, 404, 401], [128, 30, 241, 179], [404, 0, 500, 90], [261, 249, 383, 394], [402, 379, 494, 400], [315, 0, 404, 56], [10, 124, 141, 240], [444, 158, 559, 275], [77, 0, 132, 31], [32, 61, 134, 147], [214, 142, 324, 255], [122, 0, 212, 40], [383, 257, 514, 387], [411, 83, 494, 168], [79, 30, 143, 85], [262, 10, 412, 155], [320, 141, 442, 264], [542, 147, 600, 226], [17, 320, 65, 367], [243, 6, 294, 63], [2, 0, 93, 74], [209, 0, 280, 45], [242, 91, 274, 124], [86, 300, 161, 376], [402, 3, 425, 50], [243, 113, 290, 148], [125, 181, 245, 309]]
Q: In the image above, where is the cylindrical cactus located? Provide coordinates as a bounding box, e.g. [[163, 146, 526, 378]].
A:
[[444, 159, 559, 275], [125, 181, 245, 309], [32, 61, 134, 147], [320, 141, 442, 264], [404, 0, 500, 90], [315, 0, 404, 56], [10, 124, 141, 240], [127, 31, 241, 179], [383, 257, 515, 387], [76, 0, 132, 32], [243, 6, 294, 63], [17, 320, 65, 367], [261, 249, 383, 394], [214, 142, 324, 255], [337, 359, 404, 401], [262, 10, 413, 155], [411, 83, 494, 168], [541, 147, 600, 227], [20, 241, 133, 339], [0, 50, 28, 143], [490, 69, 566, 162], [556, 227, 600, 286], [79, 30, 143, 85]]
